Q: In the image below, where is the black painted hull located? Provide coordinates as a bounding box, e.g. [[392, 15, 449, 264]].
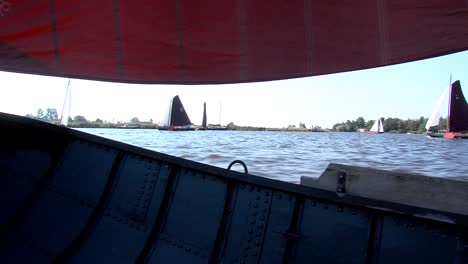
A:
[[426, 132, 468, 139], [0, 112, 467, 263]]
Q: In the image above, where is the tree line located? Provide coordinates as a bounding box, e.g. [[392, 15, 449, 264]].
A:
[[25, 108, 158, 128], [27, 108, 446, 133], [332, 116, 446, 133]]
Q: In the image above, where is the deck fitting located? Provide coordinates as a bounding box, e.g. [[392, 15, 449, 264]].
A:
[[336, 171, 347, 197]]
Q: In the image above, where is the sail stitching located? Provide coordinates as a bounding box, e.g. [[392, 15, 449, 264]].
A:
[[377, 0, 388, 65], [239, 0, 248, 80], [49, 0, 61, 72], [113, 0, 124, 78], [304, 0, 313, 74], [176, 0, 186, 81]]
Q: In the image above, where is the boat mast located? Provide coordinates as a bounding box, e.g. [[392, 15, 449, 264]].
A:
[[60, 79, 71, 126], [446, 75, 452, 133], [168, 98, 173, 127]]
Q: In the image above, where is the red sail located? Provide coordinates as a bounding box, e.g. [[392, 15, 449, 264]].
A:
[[170, 95, 191, 127], [448, 81, 468, 133], [0, 1, 467, 84]]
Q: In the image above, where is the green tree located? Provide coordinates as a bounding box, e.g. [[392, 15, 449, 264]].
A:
[[355, 117, 365, 128], [44, 108, 59, 121], [130, 117, 140, 124], [36, 108, 44, 119], [73, 115, 87, 123]]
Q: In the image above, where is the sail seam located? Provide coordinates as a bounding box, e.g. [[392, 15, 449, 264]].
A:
[[239, 0, 248, 80], [49, 0, 61, 72], [113, 0, 124, 78], [176, 0, 186, 81], [377, 0, 388, 65], [304, 0, 313, 74]]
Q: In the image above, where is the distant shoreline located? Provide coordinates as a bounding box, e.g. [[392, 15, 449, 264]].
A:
[[67, 123, 325, 132]]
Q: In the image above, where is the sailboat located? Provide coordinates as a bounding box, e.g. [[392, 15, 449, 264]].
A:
[[59, 79, 71, 126], [207, 102, 228, 130], [426, 80, 468, 139], [197, 102, 228, 130], [368, 117, 384, 134], [158, 95, 195, 131], [199, 102, 207, 130]]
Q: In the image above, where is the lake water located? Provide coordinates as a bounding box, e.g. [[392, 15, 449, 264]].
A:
[[77, 129, 468, 183]]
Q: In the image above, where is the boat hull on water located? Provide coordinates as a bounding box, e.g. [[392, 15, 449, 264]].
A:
[[426, 132, 468, 139], [0, 112, 467, 263]]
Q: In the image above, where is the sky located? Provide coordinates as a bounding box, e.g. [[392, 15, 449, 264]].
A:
[[0, 50, 467, 129]]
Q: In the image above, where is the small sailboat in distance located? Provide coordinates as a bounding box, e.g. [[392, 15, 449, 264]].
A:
[[197, 102, 228, 130], [426, 79, 468, 139], [200, 102, 207, 130], [59, 79, 71, 126], [368, 117, 384, 133]]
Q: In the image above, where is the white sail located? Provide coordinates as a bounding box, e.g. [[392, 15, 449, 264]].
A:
[[378, 118, 384, 132], [370, 117, 383, 133], [156, 95, 173, 127], [60, 79, 72, 126], [425, 85, 448, 130]]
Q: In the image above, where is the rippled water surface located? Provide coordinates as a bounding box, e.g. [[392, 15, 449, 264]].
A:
[[78, 129, 468, 183]]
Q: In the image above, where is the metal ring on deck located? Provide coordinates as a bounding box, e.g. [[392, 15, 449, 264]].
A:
[[227, 160, 248, 174]]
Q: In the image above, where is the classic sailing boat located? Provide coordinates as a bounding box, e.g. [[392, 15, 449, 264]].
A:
[[198, 102, 228, 130], [59, 79, 71, 126], [200, 102, 207, 130], [158, 95, 194, 131], [426, 80, 468, 139], [368, 117, 384, 133]]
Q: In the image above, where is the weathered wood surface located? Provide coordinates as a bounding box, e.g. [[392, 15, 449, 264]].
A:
[[301, 163, 468, 216]]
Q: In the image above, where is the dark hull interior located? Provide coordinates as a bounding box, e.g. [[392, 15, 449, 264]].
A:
[[1, 112, 467, 263]]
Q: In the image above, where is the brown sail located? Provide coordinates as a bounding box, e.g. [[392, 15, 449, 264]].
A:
[[448, 81, 468, 133], [201, 102, 207, 129], [169, 95, 191, 127]]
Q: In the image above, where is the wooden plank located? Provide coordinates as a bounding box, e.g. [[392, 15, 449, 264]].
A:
[[300, 163, 468, 216]]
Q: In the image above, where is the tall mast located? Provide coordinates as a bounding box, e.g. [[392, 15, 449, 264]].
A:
[[446, 75, 452, 132], [60, 79, 71, 126], [168, 97, 173, 127]]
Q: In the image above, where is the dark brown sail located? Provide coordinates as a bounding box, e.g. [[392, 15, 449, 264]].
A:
[[170, 95, 191, 127], [202, 102, 207, 129], [448, 81, 468, 133]]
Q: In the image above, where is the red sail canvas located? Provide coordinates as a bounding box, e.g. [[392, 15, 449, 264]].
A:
[[0, 0, 467, 84]]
